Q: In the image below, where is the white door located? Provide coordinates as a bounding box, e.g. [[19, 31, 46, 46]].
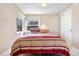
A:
[[60, 8, 72, 45]]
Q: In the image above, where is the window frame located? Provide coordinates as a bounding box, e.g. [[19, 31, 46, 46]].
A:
[[26, 20, 40, 31]]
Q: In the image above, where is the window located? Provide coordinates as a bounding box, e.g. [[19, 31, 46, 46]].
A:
[[27, 20, 39, 31], [16, 17, 22, 32]]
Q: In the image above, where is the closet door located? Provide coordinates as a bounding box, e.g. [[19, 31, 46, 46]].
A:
[[60, 8, 72, 45]]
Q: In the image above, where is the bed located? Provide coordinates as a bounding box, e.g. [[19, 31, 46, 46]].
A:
[[10, 33, 70, 56]]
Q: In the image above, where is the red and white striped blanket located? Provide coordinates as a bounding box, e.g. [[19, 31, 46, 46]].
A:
[[10, 35, 70, 56]]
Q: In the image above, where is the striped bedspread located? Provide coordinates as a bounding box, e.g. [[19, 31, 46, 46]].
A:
[[10, 35, 70, 56]]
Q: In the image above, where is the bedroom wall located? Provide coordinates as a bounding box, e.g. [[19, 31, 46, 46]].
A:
[[25, 14, 59, 34], [0, 4, 25, 54], [71, 4, 79, 49], [14, 4, 25, 19]]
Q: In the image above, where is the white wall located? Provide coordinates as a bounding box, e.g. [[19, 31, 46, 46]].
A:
[[14, 4, 25, 20], [25, 14, 59, 34], [0, 4, 24, 54], [71, 4, 79, 49]]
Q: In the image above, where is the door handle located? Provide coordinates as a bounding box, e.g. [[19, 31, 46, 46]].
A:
[[70, 30, 72, 31]]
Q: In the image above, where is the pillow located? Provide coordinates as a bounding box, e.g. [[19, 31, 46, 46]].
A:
[[40, 29, 49, 33], [30, 28, 40, 33], [39, 24, 49, 33]]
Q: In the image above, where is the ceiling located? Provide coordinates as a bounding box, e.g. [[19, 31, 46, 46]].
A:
[[15, 3, 71, 14]]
